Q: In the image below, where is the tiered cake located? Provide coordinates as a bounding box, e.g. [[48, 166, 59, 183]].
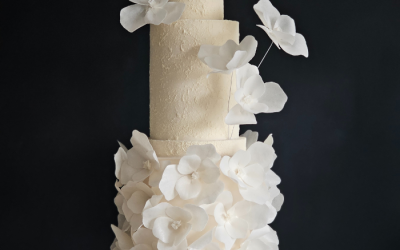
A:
[[149, 0, 245, 158], [110, 0, 308, 249]]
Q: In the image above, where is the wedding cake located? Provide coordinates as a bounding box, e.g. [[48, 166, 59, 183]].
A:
[[112, 0, 308, 250]]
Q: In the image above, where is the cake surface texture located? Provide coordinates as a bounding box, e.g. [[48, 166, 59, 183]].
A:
[[149, 2, 245, 157]]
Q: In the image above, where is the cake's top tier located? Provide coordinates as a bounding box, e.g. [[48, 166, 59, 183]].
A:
[[171, 0, 224, 20]]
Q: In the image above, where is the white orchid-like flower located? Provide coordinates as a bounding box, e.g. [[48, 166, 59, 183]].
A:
[[115, 130, 161, 185], [220, 142, 279, 205], [132, 227, 158, 250], [240, 130, 274, 149], [116, 181, 163, 231], [111, 225, 135, 250], [198, 36, 258, 75], [254, 0, 308, 57], [159, 145, 224, 205], [120, 0, 186, 33], [225, 64, 287, 125], [214, 201, 270, 250], [143, 203, 208, 250], [239, 225, 279, 250]]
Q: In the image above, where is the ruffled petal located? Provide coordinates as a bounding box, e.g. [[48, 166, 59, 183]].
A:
[[219, 40, 240, 59], [145, 7, 168, 25], [236, 63, 259, 89], [198, 159, 220, 184], [239, 182, 270, 204], [115, 147, 127, 179], [280, 33, 309, 57], [127, 190, 149, 214], [204, 55, 230, 71], [142, 202, 172, 229], [149, 160, 170, 187], [159, 165, 182, 201], [215, 226, 236, 250], [226, 51, 248, 70], [225, 104, 257, 125], [220, 156, 231, 176], [152, 217, 175, 244], [240, 130, 259, 149], [176, 176, 202, 200], [188, 229, 214, 250], [166, 206, 192, 223], [238, 36, 258, 65], [120, 4, 148, 33], [247, 142, 276, 170], [173, 223, 192, 246], [241, 163, 265, 188], [264, 134, 274, 146], [254, 0, 280, 29], [225, 217, 248, 239], [162, 2, 186, 24], [272, 193, 284, 211], [214, 203, 227, 226], [245, 102, 269, 114], [184, 204, 208, 231], [130, 0, 149, 5], [198, 45, 220, 62], [186, 144, 221, 163], [111, 225, 134, 249], [133, 227, 158, 246], [274, 15, 296, 37], [178, 155, 201, 175], [243, 75, 265, 99]]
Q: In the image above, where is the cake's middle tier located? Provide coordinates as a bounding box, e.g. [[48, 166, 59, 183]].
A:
[[149, 19, 245, 157]]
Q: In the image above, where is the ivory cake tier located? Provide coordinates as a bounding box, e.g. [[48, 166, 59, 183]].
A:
[[149, 19, 240, 144]]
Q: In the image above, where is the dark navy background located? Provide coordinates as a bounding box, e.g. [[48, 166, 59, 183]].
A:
[[2, 0, 399, 249]]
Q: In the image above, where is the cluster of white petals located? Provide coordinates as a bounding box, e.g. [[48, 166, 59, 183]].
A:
[[120, 0, 186, 33], [225, 64, 287, 125], [254, 0, 308, 57], [198, 36, 258, 76], [159, 145, 224, 205], [115, 130, 165, 186], [111, 130, 283, 250]]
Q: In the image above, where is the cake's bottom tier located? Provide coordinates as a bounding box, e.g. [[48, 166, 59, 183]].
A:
[[150, 137, 246, 157]]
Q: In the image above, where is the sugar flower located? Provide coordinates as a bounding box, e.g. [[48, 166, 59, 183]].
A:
[[132, 227, 158, 250], [111, 225, 135, 250], [225, 64, 287, 125], [115, 130, 161, 185], [214, 201, 270, 250], [117, 181, 163, 231], [240, 130, 274, 149], [159, 145, 224, 205], [120, 0, 186, 33], [254, 0, 308, 57], [143, 203, 208, 250], [220, 142, 279, 205], [198, 36, 258, 75], [239, 225, 279, 250]]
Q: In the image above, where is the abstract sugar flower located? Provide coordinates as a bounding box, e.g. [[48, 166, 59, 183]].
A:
[[254, 0, 308, 57], [198, 36, 258, 75], [120, 0, 186, 33]]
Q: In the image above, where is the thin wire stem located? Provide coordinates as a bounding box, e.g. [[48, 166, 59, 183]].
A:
[[258, 41, 274, 68]]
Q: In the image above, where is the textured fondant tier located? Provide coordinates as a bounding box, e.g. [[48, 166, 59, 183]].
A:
[[150, 137, 246, 157], [150, 19, 240, 141], [171, 0, 223, 20]]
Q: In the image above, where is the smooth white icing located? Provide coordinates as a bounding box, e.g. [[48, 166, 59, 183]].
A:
[[171, 0, 224, 20], [150, 19, 240, 143]]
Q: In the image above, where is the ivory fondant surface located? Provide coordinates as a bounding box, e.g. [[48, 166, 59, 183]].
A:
[[171, 0, 224, 20], [150, 137, 246, 157], [150, 19, 240, 142]]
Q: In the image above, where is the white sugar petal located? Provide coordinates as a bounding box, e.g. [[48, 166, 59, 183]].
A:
[[149, 160, 170, 187], [162, 2, 186, 24], [153, 217, 175, 244], [127, 191, 148, 214], [225, 104, 257, 125], [236, 63, 259, 89], [142, 202, 172, 229], [247, 142, 276, 170], [254, 0, 280, 29], [241, 163, 265, 188], [173, 223, 192, 246], [243, 75, 265, 98], [239, 183, 270, 204], [145, 7, 167, 25], [214, 203, 227, 226], [240, 130, 259, 149], [198, 159, 220, 184], [166, 206, 192, 223], [238, 36, 258, 64], [198, 45, 220, 62], [176, 176, 202, 200], [219, 40, 240, 59], [274, 15, 296, 36], [133, 227, 158, 246], [178, 155, 201, 175], [120, 4, 148, 33], [186, 144, 221, 163], [264, 134, 274, 146], [111, 225, 134, 249], [184, 204, 208, 231], [225, 217, 248, 239], [159, 165, 182, 201], [220, 156, 231, 176], [272, 193, 284, 211], [215, 226, 236, 250], [226, 50, 248, 70], [280, 33, 309, 57]]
